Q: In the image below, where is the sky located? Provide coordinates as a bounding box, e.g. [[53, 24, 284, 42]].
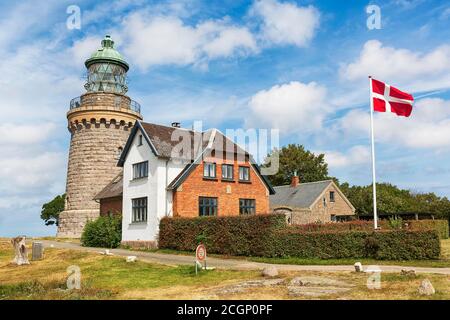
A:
[[1, 0, 450, 237]]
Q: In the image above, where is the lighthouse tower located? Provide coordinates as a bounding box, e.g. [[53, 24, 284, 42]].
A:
[[58, 35, 142, 238]]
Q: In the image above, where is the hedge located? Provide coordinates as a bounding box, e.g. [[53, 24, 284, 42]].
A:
[[81, 215, 122, 248], [159, 214, 286, 256], [263, 229, 440, 260], [408, 220, 449, 239], [291, 219, 449, 239], [159, 214, 441, 260]]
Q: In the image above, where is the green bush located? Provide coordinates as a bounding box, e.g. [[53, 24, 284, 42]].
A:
[[159, 215, 441, 260], [81, 215, 122, 248], [388, 216, 403, 229]]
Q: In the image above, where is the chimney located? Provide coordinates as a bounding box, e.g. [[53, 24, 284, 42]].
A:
[[171, 122, 181, 128], [291, 171, 300, 187]]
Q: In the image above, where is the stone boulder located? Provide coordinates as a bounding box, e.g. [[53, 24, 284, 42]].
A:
[[400, 269, 416, 277], [418, 279, 435, 296], [354, 262, 363, 272], [261, 266, 278, 277], [126, 256, 137, 263]]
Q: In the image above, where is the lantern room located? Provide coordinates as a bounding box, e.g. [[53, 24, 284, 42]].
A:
[[84, 35, 129, 94]]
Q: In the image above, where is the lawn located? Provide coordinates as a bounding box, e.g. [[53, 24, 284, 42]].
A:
[[148, 239, 450, 268], [1, 239, 449, 300]]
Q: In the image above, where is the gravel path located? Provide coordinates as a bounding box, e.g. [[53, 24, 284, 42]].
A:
[[40, 240, 450, 275]]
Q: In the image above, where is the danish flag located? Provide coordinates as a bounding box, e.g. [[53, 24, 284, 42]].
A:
[[370, 78, 414, 117]]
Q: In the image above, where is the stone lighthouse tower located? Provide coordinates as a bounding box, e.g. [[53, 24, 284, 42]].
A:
[[58, 35, 142, 238]]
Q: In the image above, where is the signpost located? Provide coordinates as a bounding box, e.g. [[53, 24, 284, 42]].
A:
[[195, 244, 207, 275]]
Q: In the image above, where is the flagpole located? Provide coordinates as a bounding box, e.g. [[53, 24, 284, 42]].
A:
[[369, 76, 378, 230]]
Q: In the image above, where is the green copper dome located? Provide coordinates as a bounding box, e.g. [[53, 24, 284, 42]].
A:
[[84, 35, 129, 71]]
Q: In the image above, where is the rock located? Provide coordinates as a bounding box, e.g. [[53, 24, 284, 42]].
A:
[[400, 269, 416, 277], [11, 236, 30, 265], [126, 256, 137, 262], [262, 266, 278, 277], [213, 278, 285, 295], [287, 276, 354, 297], [418, 279, 435, 296], [354, 262, 363, 272], [290, 276, 353, 288], [288, 286, 351, 297]]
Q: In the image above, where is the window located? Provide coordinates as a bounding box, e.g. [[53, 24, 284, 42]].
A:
[[239, 166, 250, 181], [132, 197, 147, 222], [138, 134, 143, 146], [330, 191, 335, 202], [331, 215, 337, 222], [222, 164, 233, 180], [199, 197, 217, 216], [323, 197, 327, 207], [239, 199, 255, 215], [133, 161, 148, 179], [203, 162, 216, 178], [115, 146, 123, 160]]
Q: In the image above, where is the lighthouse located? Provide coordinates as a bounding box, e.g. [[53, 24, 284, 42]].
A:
[[57, 35, 143, 238]]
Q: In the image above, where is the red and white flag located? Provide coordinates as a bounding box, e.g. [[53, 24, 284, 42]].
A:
[[370, 78, 414, 117]]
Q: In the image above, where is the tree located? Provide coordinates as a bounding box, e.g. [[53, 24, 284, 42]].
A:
[[41, 194, 66, 226], [340, 183, 450, 220], [263, 144, 332, 186]]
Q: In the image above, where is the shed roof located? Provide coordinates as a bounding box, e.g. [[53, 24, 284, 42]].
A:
[[93, 172, 123, 200], [270, 180, 333, 209]]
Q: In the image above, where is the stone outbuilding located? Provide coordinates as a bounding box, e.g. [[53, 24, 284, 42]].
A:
[[270, 176, 355, 224]]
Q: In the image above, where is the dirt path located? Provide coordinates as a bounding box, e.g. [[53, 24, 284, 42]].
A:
[[40, 240, 450, 275]]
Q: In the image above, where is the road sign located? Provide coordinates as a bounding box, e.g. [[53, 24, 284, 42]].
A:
[[195, 244, 207, 275], [196, 244, 206, 262]]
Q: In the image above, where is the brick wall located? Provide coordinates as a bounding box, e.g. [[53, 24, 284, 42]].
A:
[[100, 196, 123, 216], [172, 156, 270, 217]]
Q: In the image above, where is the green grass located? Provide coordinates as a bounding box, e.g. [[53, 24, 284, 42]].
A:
[[147, 239, 450, 268], [1, 239, 449, 300], [0, 239, 256, 299], [81, 256, 254, 290], [247, 256, 450, 268]]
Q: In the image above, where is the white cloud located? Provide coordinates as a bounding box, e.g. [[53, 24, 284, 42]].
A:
[[319, 145, 371, 168], [340, 40, 450, 92], [69, 36, 102, 67], [251, 0, 320, 47], [0, 123, 57, 145], [202, 26, 258, 59], [331, 98, 450, 150], [247, 81, 329, 134], [119, 13, 258, 70], [0, 151, 66, 193]]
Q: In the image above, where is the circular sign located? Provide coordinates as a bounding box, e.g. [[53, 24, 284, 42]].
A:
[[196, 244, 206, 262]]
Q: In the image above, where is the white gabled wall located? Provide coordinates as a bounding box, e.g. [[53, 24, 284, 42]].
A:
[[122, 127, 186, 242]]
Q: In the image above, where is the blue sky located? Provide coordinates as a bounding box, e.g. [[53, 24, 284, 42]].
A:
[[1, 0, 450, 237]]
